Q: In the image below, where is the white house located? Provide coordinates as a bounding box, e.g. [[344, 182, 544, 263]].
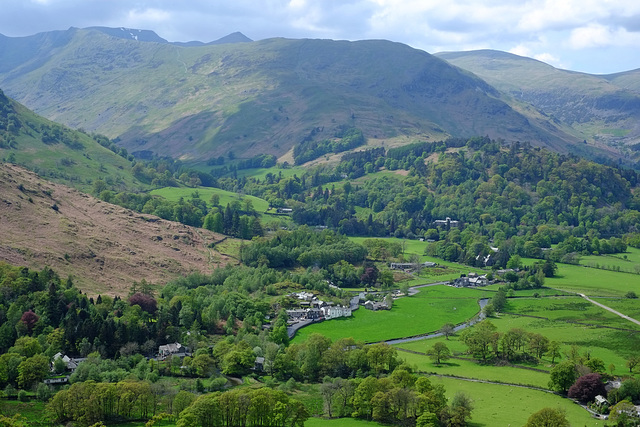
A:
[[321, 305, 352, 319]]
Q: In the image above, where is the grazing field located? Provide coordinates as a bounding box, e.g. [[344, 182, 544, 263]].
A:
[[293, 285, 483, 343], [544, 262, 640, 297], [503, 296, 640, 330], [431, 376, 599, 427], [580, 247, 640, 274], [150, 186, 271, 213], [397, 339, 551, 388], [591, 297, 640, 323], [305, 417, 384, 426], [233, 166, 308, 180]]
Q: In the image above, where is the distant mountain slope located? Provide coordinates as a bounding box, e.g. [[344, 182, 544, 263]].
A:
[[603, 68, 640, 94], [0, 163, 227, 296], [0, 88, 144, 192], [436, 50, 640, 157], [0, 28, 580, 167]]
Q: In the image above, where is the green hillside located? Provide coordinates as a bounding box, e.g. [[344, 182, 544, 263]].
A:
[[0, 89, 144, 192], [436, 50, 640, 160], [0, 28, 580, 167]]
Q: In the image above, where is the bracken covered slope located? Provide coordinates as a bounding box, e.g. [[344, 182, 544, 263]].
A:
[[0, 163, 228, 296]]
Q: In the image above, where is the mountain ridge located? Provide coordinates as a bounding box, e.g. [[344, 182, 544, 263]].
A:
[[436, 49, 640, 157], [0, 28, 585, 167]]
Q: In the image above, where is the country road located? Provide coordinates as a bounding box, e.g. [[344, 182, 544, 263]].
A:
[[579, 293, 640, 327]]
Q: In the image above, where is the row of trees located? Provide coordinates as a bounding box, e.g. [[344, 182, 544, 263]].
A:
[[320, 367, 473, 426]]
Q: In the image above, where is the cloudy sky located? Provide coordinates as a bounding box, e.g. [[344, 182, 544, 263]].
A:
[[2, 0, 639, 74]]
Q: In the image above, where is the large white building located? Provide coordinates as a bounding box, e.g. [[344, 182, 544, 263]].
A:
[[321, 305, 352, 319]]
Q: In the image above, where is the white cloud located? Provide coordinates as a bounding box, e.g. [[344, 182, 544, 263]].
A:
[[569, 23, 640, 49], [126, 8, 171, 25]]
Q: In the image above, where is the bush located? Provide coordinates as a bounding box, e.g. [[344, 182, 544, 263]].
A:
[[18, 389, 28, 402]]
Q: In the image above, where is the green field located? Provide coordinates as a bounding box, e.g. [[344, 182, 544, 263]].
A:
[[545, 262, 640, 297], [581, 247, 640, 275], [397, 340, 551, 388], [305, 417, 384, 426], [150, 186, 271, 213], [431, 376, 599, 427], [503, 296, 640, 330], [293, 285, 483, 343], [591, 297, 640, 323], [233, 166, 308, 181]]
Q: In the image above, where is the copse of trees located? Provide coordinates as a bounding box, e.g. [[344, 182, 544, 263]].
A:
[[240, 227, 367, 269], [294, 127, 365, 165]]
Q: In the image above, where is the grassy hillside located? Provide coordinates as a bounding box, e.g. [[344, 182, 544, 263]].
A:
[[0, 163, 228, 296], [0, 89, 144, 192], [437, 50, 640, 160], [0, 28, 581, 166]]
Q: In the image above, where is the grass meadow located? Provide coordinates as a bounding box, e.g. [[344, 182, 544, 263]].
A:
[[542, 262, 640, 297], [293, 285, 482, 343], [150, 186, 271, 213], [431, 376, 600, 427], [591, 297, 640, 323]]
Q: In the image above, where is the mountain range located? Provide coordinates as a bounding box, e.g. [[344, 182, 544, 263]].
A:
[[0, 27, 638, 167]]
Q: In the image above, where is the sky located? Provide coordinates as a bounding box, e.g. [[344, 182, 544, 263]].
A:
[[2, 0, 639, 75]]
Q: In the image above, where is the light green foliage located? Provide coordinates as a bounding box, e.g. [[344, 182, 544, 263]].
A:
[[524, 407, 570, 427], [548, 360, 578, 393], [427, 342, 451, 365], [17, 354, 49, 389]]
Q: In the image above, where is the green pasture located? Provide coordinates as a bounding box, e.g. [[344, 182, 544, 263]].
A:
[[506, 288, 574, 297], [233, 166, 308, 181], [150, 186, 270, 213], [503, 297, 640, 330], [431, 376, 599, 427], [305, 417, 384, 426], [580, 247, 640, 275], [544, 262, 640, 297], [591, 297, 640, 323], [0, 400, 49, 426], [397, 339, 551, 389], [293, 285, 482, 343]]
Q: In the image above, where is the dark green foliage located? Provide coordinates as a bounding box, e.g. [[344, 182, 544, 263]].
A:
[[240, 227, 367, 268], [294, 127, 365, 165]]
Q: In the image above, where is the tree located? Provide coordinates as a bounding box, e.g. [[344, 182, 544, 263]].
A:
[[461, 320, 499, 361], [567, 373, 606, 403], [442, 391, 473, 427], [439, 323, 455, 340], [548, 360, 577, 393], [546, 341, 561, 364], [20, 310, 39, 334], [524, 407, 569, 427], [428, 342, 451, 365], [17, 354, 49, 389], [626, 355, 640, 373]]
